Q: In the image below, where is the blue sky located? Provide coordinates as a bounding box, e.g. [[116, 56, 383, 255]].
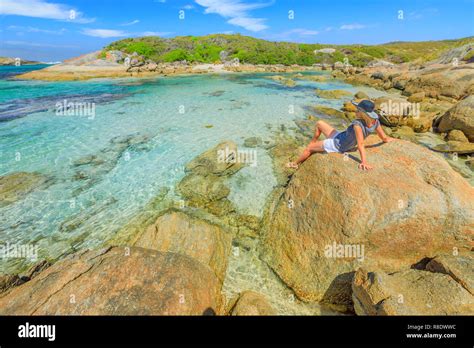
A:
[[1, 0, 473, 61]]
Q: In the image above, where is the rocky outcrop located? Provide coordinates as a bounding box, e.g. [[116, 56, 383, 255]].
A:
[[352, 265, 474, 315], [229, 291, 276, 315], [0, 172, 52, 207], [435, 43, 474, 64], [0, 247, 224, 315], [261, 136, 473, 310], [343, 62, 474, 101], [434, 96, 474, 142], [132, 210, 231, 283]]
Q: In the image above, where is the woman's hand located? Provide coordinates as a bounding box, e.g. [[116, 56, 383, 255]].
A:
[[358, 162, 373, 171], [383, 137, 396, 143]]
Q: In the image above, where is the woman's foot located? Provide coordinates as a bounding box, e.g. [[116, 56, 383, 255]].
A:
[[286, 162, 299, 169]]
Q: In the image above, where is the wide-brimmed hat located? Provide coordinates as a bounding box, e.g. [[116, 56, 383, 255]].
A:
[[351, 99, 379, 119]]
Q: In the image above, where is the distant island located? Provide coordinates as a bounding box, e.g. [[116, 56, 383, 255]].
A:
[[0, 57, 44, 66]]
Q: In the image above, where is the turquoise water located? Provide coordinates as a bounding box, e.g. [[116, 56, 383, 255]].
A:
[[0, 66, 386, 272]]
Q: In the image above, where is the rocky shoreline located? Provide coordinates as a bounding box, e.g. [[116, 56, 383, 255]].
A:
[[13, 50, 318, 81], [1, 49, 473, 315]]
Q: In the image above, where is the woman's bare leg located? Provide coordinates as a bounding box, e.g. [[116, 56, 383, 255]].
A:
[[287, 120, 337, 169], [287, 140, 326, 168], [313, 120, 337, 141]]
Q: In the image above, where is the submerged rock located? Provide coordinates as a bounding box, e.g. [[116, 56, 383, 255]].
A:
[[297, 74, 329, 82], [0, 247, 224, 315], [261, 136, 473, 309], [268, 75, 296, 87], [185, 141, 244, 177], [311, 105, 346, 120], [315, 89, 352, 99], [71, 132, 151, 193], [229, 290, 276, 316], [133, 210, 232, 283], [0, 172, 51, 207], [177, 174, 234, 216], [354, 91, 369, 100], [352, 266, 474, 315], [243, 137, 263, 148]]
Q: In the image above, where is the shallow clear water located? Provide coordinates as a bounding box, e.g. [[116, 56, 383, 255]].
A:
[[0, 66, 388, 273]]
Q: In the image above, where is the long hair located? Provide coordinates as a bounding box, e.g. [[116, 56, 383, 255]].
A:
[[356, 109, 375, 126]]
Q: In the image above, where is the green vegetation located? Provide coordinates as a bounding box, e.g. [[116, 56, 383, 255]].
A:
[[102, 34, 474, 67]]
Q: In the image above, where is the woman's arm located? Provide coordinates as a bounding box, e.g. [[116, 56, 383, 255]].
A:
[[375, 124, 395, 143], [354, 125, 373, 170]]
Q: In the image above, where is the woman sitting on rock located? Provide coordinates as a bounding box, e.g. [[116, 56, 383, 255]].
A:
[[287, 99, 395, 170]]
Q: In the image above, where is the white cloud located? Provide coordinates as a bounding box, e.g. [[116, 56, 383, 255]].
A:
[[0, 0, 94, 23], [121, 20, 140, 26], [81, 29, 129, 38], [195, 0, 271, 32], [227, 17, 267, 32], [182, 4, 195, 10], [264, 28, 319, 42], [408, 8, 439, 20], [340, 24, 366, 30], [287, 28, 319, 36], [3, 40, 78, 48], [7, 25, 67, 35], [141, 31, 172, 37]]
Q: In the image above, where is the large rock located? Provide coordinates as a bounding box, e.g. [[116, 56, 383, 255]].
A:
[[0, 172, 51, 207], [261, 137, 474, 308], [0, 247, 224, 315], [132, 210, 231, 283], [435, 96, 474, 142], [229, 291, 276, 316], [352, 267, 474, 315]]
